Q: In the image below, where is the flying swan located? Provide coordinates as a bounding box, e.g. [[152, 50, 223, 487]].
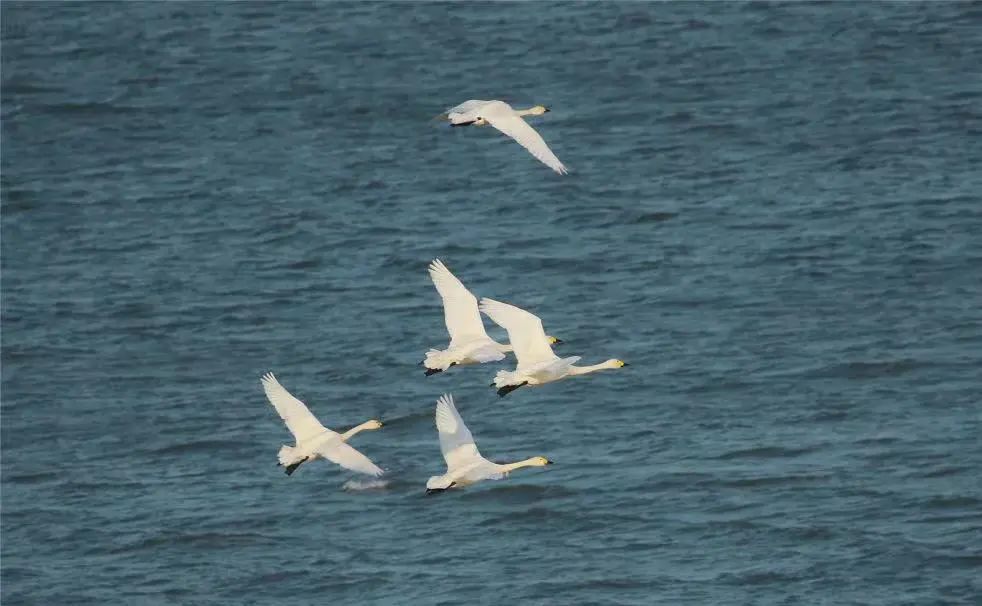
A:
[[479, 298, 628, 397], [423, 259, 559, 375], [442, 100, 568, 175], [261, 372, 384, 477], [425, 393, 552, 494]]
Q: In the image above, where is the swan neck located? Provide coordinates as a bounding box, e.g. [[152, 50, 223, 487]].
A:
[[340, 421, 374, 442], [500, 457, 542, 473], [567, 362, 614, 376]]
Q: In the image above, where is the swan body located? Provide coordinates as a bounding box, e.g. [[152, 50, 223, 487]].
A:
[[424, 259, 559, 375], [442, 100, 568, 174], [479, 298, 627, 397], [261, 373, 384, 477], [425, 394, 552, 493]]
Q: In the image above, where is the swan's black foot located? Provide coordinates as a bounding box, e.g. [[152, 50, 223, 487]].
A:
[[425, 362, 457, 376], [496, 382, 528, 398], [284, 457, 309, 476]]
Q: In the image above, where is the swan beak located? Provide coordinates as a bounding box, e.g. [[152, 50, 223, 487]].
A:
[[451, 120, 476, 128], [546, 460, 554, 465], [544, 107, 551, 112], [621, 362, 630, 367]]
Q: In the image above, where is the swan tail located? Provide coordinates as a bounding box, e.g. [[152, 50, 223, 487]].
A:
[[278, 445, 298, 467], [423, 349, 455, 372], [492, 369, 521, 389]]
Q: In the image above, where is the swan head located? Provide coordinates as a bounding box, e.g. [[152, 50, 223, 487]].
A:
[[529, 456, 553, 467], [364, 419, 383, 430], [609, 359, 628, 368], [547, 335, 563, 345], [425, 476, 456, 494], [528, 105, 550, 115]]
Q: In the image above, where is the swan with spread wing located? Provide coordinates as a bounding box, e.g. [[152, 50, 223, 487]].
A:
[[261, 373, 384, 477], [441, 100, 568, 174]]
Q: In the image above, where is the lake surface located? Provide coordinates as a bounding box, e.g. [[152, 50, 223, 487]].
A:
[[2, 2, 981, 604]]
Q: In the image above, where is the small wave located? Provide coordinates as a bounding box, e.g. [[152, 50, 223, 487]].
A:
[[460, 483, 577, 504], [148, 439, 244, 456], [109, 531, 274, 555], [4, 471, 59, 485], [722, 473, 831, 488], [630, 211, 677, 224], [716, 445, 817, 460], [807, 358, 924, 380], [342, 478, 389, 491]]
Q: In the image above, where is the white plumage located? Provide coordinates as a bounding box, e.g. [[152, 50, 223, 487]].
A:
[[479, 298, 627, 397], [442, 100, 568, 174], [423, 259, 558, 375], [426, 394, 552, 493], [261, 373, 384, 477]]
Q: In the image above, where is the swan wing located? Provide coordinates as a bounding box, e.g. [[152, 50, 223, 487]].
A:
[[435, 394, 483, 470], [479, 298, 559, 369], [445, 99, 491, 122], [461, 460, 505, 482], [468, 344, 507, 364], [429, 259, 489, 346], [481, 103, 567, 174], [315, 438, 384, 477], [261, 373, 327, 443]]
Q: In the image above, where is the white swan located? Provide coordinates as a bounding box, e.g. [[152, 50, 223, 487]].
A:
[[423, 259, 559, 375], [442, 100, 568, 175], [425, 394, 552, 494], [479, 298, 628, 397], [260, 373, 384, 477]]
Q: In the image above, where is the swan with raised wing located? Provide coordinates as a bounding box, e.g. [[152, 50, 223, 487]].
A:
[[260, 373, 384, 477], [423, 259, 559, 375], [441, 100, 568, 174], [479, 298, 627, 397], [425, 393, 552, 494]]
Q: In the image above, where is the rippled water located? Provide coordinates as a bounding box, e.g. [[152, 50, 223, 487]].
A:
[[3, 2, 981, 604]]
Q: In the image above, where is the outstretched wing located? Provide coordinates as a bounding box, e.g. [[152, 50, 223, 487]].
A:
[[435, 394, 483, 471], [468, 344, 507, 364], [479, 298, 559, 369], [315, 438, 384, 477], [261, 373, 327, 443], [482, 102, 567, 174], [429, 259, 489, 346]]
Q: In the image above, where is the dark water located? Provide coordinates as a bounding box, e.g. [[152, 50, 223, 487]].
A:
[[3, 2, 981, 604]]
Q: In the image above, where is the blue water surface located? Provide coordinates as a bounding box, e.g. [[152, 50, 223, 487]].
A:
[[2, 2, 981, 604]]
